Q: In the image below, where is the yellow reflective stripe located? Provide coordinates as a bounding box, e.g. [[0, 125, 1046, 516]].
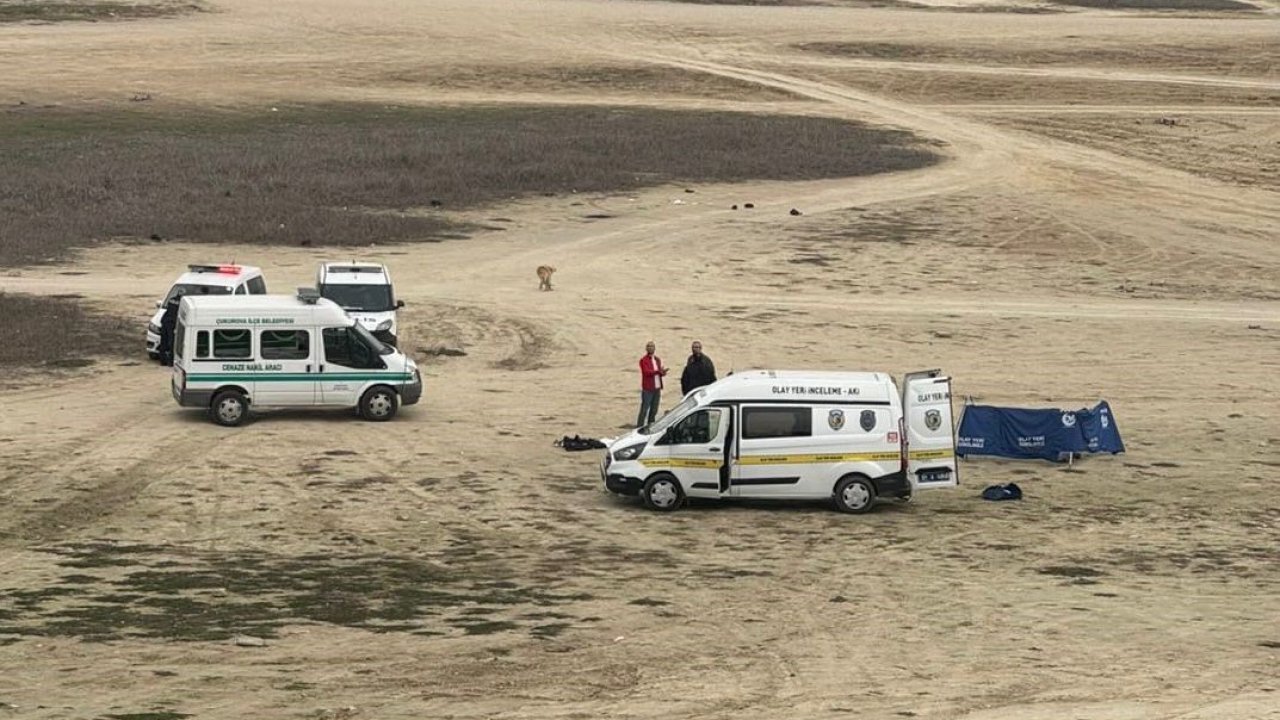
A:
[[640, 458, 723, 469], [909, 449, 955, 460], [738, 451, 900, 465], [643, 449, 954, 467]]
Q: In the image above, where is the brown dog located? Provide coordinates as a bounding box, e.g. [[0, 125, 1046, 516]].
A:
[[537, 265, 556, 291]]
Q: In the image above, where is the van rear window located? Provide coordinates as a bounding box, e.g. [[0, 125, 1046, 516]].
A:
[[174, 320, 186, 360], [742, 407, 812, 439]]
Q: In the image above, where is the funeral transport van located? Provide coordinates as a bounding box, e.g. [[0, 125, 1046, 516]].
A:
[[170, 289, 422, 426], [601, 370, 958, 513]]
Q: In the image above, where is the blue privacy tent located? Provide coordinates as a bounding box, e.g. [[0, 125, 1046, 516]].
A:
[[957, 401, 1124, 462]]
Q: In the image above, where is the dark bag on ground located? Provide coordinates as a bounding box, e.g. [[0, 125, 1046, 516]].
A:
[[556, 435, 606, 451], [981, 483, 1023, 501]]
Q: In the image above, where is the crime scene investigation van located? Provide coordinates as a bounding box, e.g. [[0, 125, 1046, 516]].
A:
[[171, 289, 422, 426], [602, 370, 958, 513]]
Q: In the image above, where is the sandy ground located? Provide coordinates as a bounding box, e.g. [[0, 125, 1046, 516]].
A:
[[1, 1, 1279, 718]]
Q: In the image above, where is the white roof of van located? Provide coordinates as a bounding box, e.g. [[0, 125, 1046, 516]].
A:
[[319, 263, 390, 284], [180, 294, 350, 324], [696, 369, 896, 404]]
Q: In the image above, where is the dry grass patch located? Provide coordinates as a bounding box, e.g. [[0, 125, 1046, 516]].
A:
[[631, 0, 1055, 7], [0, 104, 940, 265], [381, 64, 806, 101], [0, 293, 134, 369], [796, 39, 1280, 77], [0, 542, 596, 642], [0, 0, 204, 23], [803, 66, 1280, 107], [1046, 0, 1258, 9], [987, 113, 1280, 191]]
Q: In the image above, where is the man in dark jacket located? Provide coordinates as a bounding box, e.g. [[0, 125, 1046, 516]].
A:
[[157, 296, 181, 366], [680, 341, 716, 395]]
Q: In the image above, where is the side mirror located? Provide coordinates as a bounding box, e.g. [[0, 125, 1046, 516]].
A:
[[154, 300, 163, 309], [396, 300, 405, 308]]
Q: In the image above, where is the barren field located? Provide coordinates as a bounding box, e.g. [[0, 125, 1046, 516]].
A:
[[1, 1, 1278, 719]]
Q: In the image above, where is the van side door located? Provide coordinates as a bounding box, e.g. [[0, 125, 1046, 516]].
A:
[[650, 408, 730, 500], [903, 371, 959, 490], [318, 326, 383, 406], [732, 404, 813, 498], [253, 328, 316, 407]]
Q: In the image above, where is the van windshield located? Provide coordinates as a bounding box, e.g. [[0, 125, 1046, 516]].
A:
[[166, 284, 232, 303], [643, 395, 700, 435], [352, 323, 394, 356], [320, 284, 394, 312]]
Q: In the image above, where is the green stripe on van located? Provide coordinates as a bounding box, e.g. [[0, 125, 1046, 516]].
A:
[[187, 374, 413, 383]]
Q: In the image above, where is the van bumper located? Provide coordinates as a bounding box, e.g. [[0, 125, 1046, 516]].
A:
[[875, 470, 912, 500], [400, 370, 423, 406], [600, 455, 642, 495], [605, 473, 643, 496], [174, 387, 214, 408]]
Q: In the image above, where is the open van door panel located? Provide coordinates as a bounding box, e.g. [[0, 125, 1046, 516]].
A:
[[647, 407, 730, 500], [903, 370, 959, 490]]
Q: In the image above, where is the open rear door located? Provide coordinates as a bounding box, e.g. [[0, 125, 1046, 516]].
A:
[[903, 370, 959, 490]]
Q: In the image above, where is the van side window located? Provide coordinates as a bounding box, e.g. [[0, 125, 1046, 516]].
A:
[[658, 409, 722, 445], [213, 329, 252, 359], [174, 320, 187, 360], [247, 277, 267, 294], [261, 330, 310, 360], [742, 407, 812, 439], [323, 327, 378, 369], [195, 330, 210, 358]]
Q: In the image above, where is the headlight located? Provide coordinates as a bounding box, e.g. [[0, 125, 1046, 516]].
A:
[[376, 319, 393, 332], [148, 322, 161, 334], [613, 442, 647, 462]]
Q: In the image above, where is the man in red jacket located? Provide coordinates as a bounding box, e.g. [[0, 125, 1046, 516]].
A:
[[636, 340, 668, 428]]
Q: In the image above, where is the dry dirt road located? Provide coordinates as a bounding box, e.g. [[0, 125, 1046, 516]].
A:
[[1, 1, 1279, 718]]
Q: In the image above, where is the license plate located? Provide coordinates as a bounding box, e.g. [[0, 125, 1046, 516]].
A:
[[917, 468, 952, 484]]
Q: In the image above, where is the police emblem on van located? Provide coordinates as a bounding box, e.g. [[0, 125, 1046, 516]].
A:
[[925, 409, 942, 431], [1061, 412, 1077, 428], [860, 409, 877, 431], [828, 409, 845, 431]]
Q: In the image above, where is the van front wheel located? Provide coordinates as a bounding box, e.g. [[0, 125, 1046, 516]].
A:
[[359, 386, 399, 422], [210, 390, 248, 427], [833, 476, 876, 514], [642, 474, 684, 512]]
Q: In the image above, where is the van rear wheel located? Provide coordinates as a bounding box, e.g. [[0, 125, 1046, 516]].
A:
[[642, 474, 684, 512], [833, 476, 876, 514], [209, 390, 248, 427], [359, 386, 398, 422]]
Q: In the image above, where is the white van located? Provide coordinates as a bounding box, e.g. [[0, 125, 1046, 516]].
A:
[[170, 289, 422, 426], [601, 369, 958, 513], [316, 262, 402, 346], [147, 264, 267, 359]]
